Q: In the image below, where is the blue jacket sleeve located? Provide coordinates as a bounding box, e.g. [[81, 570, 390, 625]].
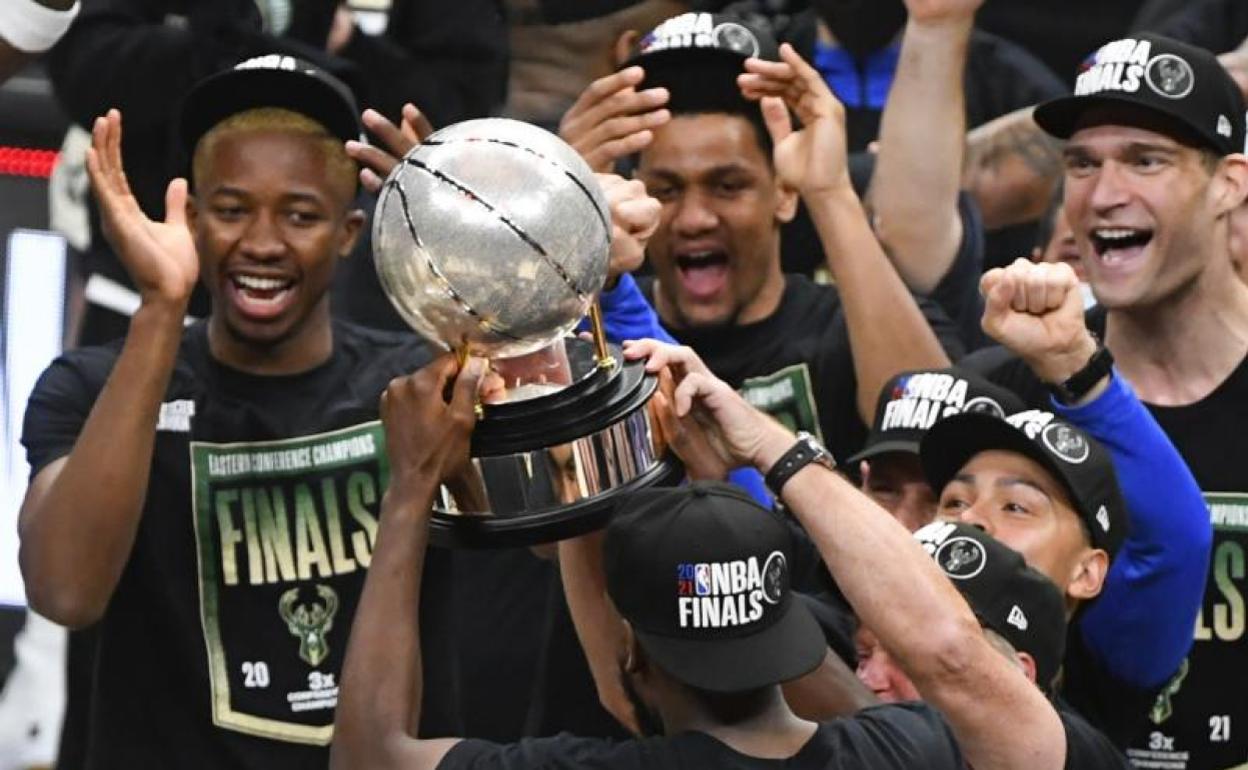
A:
[[591, 275, 773, 506], [1053, 372, 1211, 690], [590, 273, 677, 345]]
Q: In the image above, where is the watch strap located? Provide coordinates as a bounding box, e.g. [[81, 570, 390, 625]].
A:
[[1049, 342, 1114, 404], [764, 432, 833, 496]]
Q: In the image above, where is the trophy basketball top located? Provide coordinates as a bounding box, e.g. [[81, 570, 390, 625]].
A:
[[372, 117, 612, 361]]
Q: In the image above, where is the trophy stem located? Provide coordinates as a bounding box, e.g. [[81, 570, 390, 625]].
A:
[[588, 301, 615, 369]]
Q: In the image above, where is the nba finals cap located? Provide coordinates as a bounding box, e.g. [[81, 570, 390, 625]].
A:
[[1035, 33, 1246, 156], [604, 481, 825, 693], [622, 11, 780, 115], [179, 54, 364, 158], [848, 367, 1025, 465], [915, 521, 1067, 691], [920, 410, 1127, 558]]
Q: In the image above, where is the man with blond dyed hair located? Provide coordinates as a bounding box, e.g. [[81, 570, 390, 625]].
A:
[[15, 56, 442, 768]]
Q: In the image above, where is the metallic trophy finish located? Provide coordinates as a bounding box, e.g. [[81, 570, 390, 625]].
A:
[[372, 118, 679, 547], [373, 118, 612, 359]]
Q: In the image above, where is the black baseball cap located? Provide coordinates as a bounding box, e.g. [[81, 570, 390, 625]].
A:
[[179, 54, 363, 159], [915, 521, 1067, 692], [604, 481, 826, 693], [848, 367, 1025, 465], [920, 410, 1127, 558], [622, 12, 779, 117], [1035, 33, 1246, 156]]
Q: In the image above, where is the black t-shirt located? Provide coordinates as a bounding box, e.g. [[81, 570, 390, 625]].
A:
[[21, 321, 467, 768], [963, 315, 1248, 767], [640, 275, 965, 464], [437, 702, 964, 770], [1060, 705, 1132, 769]]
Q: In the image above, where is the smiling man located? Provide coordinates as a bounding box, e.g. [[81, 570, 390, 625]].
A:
[[15, 57, 448, 768], [966, 33, 1248, 768]]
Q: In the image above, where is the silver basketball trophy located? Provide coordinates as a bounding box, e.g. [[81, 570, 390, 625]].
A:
[[373, 118, 680, 546]]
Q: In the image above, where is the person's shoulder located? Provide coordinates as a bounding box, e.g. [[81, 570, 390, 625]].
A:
[[967, 30, 1066, 89], [823, 702, 964, 768], [334, 319, 433, 372], [1057, 704, 1132, 768], [784, 274, 842, 314], [440, 732, 664, 770]]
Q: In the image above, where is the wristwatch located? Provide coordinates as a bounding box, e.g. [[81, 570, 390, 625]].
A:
[[764, 432, 836, 496], [1048, 341, 1114, 404]]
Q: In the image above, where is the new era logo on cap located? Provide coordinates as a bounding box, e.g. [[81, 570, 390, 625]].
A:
[[1096, 505, 1111, 533], [1008, 605, 1029, 631]]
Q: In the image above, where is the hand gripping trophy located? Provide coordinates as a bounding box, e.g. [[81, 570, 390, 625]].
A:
[[373, 118, 679, 546]]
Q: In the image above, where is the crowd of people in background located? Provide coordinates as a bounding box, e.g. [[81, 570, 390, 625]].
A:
[[2, 0, 1247, 768]]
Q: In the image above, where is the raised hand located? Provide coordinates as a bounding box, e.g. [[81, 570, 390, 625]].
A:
[[598, 173, 660, 281], [559, 66, 671, 173], [624, 339, 793, 473], [345, 104, 436, 193], [980, 258, 1098, 385], [380, 354, 486, 501], [737, 43, 851, 200], [85, 109, 198, 307]]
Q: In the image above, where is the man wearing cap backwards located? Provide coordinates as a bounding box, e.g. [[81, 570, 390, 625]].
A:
[[861, 521, 1130, 767], [966, 32, 1248, 768], [332, 352, 979, 770], [558, 11, 963, 464]]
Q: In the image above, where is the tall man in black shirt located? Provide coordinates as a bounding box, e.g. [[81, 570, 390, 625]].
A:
[[967, 33, 1248, 769], [560, 11, 959, 462]]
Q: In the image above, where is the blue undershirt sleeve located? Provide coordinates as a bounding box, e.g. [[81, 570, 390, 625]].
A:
[[1053, 372, 1211, 690]]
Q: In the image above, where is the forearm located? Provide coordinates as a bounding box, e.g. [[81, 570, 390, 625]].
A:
[[868, 18, 970, 293], [18, 300, 185, 628], [556, 531, 637, 732], [770, 456, 1064, 768], [1054, 374, 1211, 688], [962, 107, 1063, 230], [807, 186, 950, 421], [781, 650, 878, 720], [332, 478, 439, 769]]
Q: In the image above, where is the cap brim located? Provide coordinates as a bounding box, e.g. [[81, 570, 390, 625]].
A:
[[1034, 92, 1219, 151], [179, 68, 362, 157], [920, 413, 1087, 521], [634, 596, 826, 693], [846, 437, 922, 465]]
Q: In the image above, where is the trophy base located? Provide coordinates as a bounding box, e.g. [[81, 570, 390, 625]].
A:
[[429, 339, 681, 548]]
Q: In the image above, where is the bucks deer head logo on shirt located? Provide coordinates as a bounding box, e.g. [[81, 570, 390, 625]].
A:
[[279, 584, 339, 667]]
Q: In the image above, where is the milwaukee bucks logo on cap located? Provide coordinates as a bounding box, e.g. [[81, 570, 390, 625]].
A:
[[1145, 54, 1195, 99], [713, 22, 759, 57], [936, 537, 986, 580], [1042, 422, 1090, 464], [279, 584, 339, 667]]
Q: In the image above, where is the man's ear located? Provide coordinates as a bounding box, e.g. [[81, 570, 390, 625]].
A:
[[1212, 154, 1248, 217], [614, 29, 640, 68], [1066, 547, 1109, 602], [774, 178, 799, 225], [1015, 650, 1039, 686], [339, 208, 366, 258]]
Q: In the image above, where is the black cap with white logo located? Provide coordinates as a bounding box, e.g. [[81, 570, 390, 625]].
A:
[[848, 367, 1025, 465], [919, 410, 1127, 558], [604, 481, 825, 693], [1035, 33, 1246, 156], [915, 521, 1067, 692], [621, 12, 779, 117], [179, 54, 363, 159]]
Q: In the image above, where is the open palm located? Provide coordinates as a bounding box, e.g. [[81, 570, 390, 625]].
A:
[[86, 110, 198, 303]]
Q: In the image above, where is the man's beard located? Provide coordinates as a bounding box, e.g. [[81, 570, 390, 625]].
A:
[[620, 669, 666, 737]]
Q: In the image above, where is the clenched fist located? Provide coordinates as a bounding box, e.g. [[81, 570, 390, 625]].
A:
[[980, 258, 1100, 387]]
